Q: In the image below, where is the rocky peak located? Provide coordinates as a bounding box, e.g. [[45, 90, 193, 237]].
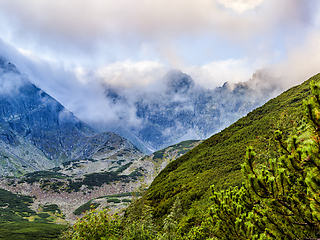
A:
[[164, 69, 195, 94], [0, 56, 19, 74]]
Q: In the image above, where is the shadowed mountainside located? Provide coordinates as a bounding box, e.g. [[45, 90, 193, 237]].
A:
[[0, 57, 143, 176]]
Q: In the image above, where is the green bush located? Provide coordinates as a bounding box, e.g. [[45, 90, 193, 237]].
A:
[[107, 198, 121, 203], [43, 204, 61, 214], [73, 202, 100, 216], [0, 222, 66, 239], [60, 208, 122, 240]]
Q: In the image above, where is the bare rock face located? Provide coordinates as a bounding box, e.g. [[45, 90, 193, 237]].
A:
[[0, 57, 143, 176]]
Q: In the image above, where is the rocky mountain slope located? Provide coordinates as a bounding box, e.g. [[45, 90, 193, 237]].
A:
[[0, 57, 143, 176], [103, 69, 281, 153], [0, 139, 200, 222]]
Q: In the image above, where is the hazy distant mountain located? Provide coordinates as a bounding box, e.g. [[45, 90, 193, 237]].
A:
[[0, 57, 143, 176], [104, 69, 280, 153]]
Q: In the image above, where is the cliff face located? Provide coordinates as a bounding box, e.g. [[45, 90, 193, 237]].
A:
[[0, 57, 143, 176]]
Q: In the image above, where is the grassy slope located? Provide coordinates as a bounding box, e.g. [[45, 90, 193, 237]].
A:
[[145, 74, 318, 223], [0, 222, 66, 240], [0, 188, 67, 239]]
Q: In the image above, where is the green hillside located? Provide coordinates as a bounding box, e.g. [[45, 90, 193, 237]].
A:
[[145, 74, 317, 223]]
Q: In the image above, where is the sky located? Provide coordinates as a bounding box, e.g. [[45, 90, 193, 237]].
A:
[[0, 0, 320, 129]]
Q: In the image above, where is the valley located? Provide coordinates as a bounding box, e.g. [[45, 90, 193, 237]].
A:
[[0, 139, 201, 223]]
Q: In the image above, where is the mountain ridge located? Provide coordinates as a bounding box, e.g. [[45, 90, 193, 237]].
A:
[[102, 69, 281, 153], [0, 57, 143, 176]]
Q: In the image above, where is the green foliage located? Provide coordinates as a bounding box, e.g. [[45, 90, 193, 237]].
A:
[[158, 197, 184, 240], [43, 204, 62, 214], [73, 193, 136, 215], [145, 74, 314, 224], [114, 162, 132, 174], [0, 188, 35, 222], [122, 204, 157, 240], [209, 185, 258, 239], [0, 221, 67, 240], [206, 77, 320, 239], [61, 208, 122, 240], [96, 192, 134, 198], [172, 140, 201, 150], [18, 171, 67, 185], [153, 149, 166, 160], [17, 163, 143, 193], [67, 168, 143, 192], [24, 170, 67, 179], [107, 198, 121, 203], [38, 212, 51, 219], [73, 202, 100, 216], [64, 197, 157, 239]]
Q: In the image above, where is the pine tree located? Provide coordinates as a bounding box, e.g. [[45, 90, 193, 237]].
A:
[[240, 79, 320, 239], [159, 197, 183, 240], [209, 185, 259, 239]]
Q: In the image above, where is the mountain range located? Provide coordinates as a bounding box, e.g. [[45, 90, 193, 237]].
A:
[[0, 57, 143, 176], [0, 56, 281, 176], [102, 69, 281, 152]]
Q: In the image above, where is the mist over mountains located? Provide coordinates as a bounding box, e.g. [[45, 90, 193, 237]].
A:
[[0, 53, 283, 176], [0, 57, 142, 176], [98, 69, 282, 152]]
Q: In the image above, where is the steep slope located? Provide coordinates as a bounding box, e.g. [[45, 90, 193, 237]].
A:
[[0, 57, 143, 176], [103, 70, 280, 152], [145, 73, 316, 223]]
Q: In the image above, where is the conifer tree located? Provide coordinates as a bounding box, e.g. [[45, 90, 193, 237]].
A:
[[159, 197, 183, 240], [209, 185, 259, 239], [240, 79, 320, 239]]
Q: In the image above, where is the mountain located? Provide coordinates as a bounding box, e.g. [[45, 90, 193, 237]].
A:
[[144, 72, 316, 224], [0, 57, 143, 176], [103, 69, 281, 153]]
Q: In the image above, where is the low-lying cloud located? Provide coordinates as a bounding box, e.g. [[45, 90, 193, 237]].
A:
[[270, 30, 320, 88]]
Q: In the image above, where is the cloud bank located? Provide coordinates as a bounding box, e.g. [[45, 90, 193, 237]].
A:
[[0, 0, 319, 137], [0, 0, 314, 66]]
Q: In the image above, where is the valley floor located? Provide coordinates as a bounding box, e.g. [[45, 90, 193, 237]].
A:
[[0, 178, 139, 222]]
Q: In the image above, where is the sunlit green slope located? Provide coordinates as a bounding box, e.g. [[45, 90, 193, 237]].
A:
[[145, 74, 318, 223]]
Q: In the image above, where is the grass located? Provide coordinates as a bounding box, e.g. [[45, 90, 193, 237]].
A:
[[0, 221, 67, 240]]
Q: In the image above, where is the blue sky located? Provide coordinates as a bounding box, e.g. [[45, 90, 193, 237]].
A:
[[0, 0, 319, 127]]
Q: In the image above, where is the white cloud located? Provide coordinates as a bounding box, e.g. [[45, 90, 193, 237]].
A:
[[0, 0, 311, 66], [94, 60, 167, 88], [217, 0, 265, 13], [270, 30, 320, 88], [184, 59, 263, 88]]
